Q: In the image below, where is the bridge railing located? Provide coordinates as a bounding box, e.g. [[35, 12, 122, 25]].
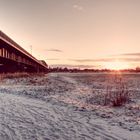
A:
[[0, 31, 34, 58]]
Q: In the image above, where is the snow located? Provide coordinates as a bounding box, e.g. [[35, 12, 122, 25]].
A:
[[0, 72, 139, 140]]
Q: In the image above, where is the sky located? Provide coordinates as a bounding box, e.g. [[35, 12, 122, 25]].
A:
[[1, 0, 140, 69]]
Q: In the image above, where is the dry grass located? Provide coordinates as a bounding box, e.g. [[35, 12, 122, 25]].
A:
[[0, 72, 47, 80], [86, 74, 131, 107], [0, 72, 30, 80], [104, 78, 130, 106]]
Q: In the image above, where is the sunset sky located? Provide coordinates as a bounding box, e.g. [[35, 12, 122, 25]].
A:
[[1, 0, 140, 69]]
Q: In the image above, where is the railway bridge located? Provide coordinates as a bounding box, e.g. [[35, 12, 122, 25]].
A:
[[0, 31, 48, 73]]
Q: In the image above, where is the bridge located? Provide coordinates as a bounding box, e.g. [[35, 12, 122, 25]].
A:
[[0, 31, 48, 73]]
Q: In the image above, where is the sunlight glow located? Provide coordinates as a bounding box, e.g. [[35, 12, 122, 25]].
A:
[[104, 60, 130, 70]]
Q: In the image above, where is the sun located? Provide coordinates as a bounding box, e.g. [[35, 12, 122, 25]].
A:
[[104, 60, 130, 70]]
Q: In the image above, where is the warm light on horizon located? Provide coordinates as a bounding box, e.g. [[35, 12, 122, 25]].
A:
[[103, 60, 130, 70]]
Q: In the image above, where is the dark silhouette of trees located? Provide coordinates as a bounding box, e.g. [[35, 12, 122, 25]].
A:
[[47, 66, 140, 73]]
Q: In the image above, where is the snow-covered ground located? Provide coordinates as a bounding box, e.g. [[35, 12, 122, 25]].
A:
[[0, 72, 139, 140]]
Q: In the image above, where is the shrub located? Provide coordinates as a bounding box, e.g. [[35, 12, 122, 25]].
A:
[[104, 76, 130, 106]]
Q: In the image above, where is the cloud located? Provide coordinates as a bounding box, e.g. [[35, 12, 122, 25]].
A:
[[73, 4, 83, 11], [118, 58, 140, 62], [119, 53, 140, 57], [69, 57, 140, 63], [111, 52, 140, 57], [50, 64, 98, 69], [47, 58, 60, 61], [69, 58, 113, 63], [46, 49, 63, 53]]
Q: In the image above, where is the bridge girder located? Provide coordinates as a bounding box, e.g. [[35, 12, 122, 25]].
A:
[[0, 31, 48, 73]]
